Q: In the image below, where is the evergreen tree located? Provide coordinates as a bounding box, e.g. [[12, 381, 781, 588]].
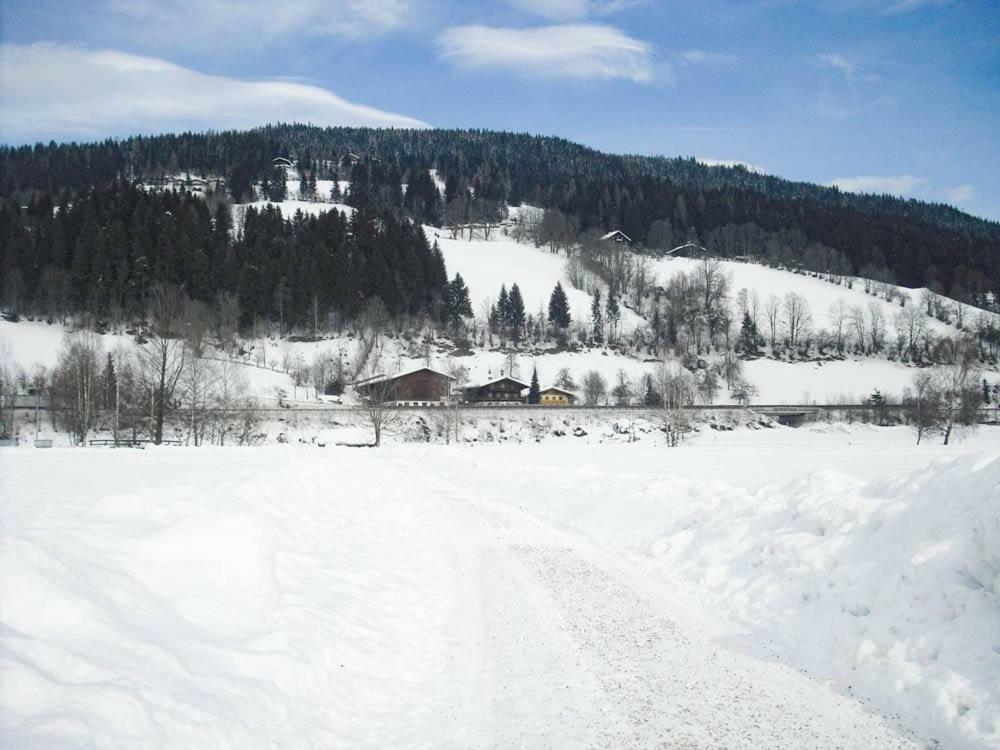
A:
[[606, 293, 620, 342], [591, 289, 604, 343], [508, 283, 526, 339], [528, 366, 541, 404], [447, 273, 472, 328], [548, 282, 571, 331], [497, 284, 511, 329], [737, 312, 760, 354]]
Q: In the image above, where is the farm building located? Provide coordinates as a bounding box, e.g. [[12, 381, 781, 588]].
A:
[[539, 387, 576, 406], [463, 376, 528, 405], [354, 367, 453, 406], [600, 230, 632, 244]]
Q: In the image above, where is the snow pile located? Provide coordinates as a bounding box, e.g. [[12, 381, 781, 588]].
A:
[[639, 455, 1000, 749], [476, 450, 1000, 749], [0, 449, 464, 748]]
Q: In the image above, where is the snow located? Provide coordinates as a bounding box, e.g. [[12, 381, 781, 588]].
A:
[[653, 255, 984, 337], [235, 199, 354, 222], [429, 229, 644, 332], [741, 356, 994, 404], [9, 430, 995, 745]]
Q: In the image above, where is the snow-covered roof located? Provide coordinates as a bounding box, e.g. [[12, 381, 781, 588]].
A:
[[466, 376, 529, 390], [354, 366, 454, 388], [600, 230, 632, 243], [540, 386, 576, 397]]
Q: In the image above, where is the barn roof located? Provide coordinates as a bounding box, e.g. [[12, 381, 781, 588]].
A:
[[540, 386, 576, 397], [466, 376, 529, 390], [354, 366, 454, 388], [600, 230, 632, 243]]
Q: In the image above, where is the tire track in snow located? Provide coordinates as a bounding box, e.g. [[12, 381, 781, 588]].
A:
[[411, 464, 922, 749]]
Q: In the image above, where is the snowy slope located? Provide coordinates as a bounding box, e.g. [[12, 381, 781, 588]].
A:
[[429, 229, 644, 332], [654, 255, 988, 336], [2, 442, 959, 748]]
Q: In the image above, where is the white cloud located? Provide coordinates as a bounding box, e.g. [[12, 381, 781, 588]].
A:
[[0, 43, 427, 142], [697, 158, 765, 174], [437, 24, 653, 82], [107, 0, 409, 46], [946, 184, 975, 204], [828, 175, 927, 196], [885, 0, 953, 13], [504, 0, 642, 21], [815, 53, 856, 80], [681, 50, 738, 65]]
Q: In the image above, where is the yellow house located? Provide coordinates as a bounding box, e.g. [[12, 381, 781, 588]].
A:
[[539, 386, 576, 406]]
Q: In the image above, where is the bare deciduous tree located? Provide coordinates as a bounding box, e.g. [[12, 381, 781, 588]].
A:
[[137, 283, 188, 444], [51, 332, 103, 444], [783, 292, 812, 348], [655, 361, 696, 447], [895, 306, 927, 355], [581, 370, 608, 406], [828, 298, 848, 351], [764, 294, 782, 349]]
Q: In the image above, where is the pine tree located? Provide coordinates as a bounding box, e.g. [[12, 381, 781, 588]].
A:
[[497, 284, 510, 329], [509, 283, 526, 339], [448, 273, 472, 327], [737, 312, 759, 354], [606, 293, 620, 342], [528, 366, 541, 404], [548, 282, 571, 331], [591, 289, 604, 343]]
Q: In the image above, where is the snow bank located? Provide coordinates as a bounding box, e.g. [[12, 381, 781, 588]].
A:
[[636, 454, 1000, 750], [0, 449, 464, 748], [432, 444, 1000, 749]]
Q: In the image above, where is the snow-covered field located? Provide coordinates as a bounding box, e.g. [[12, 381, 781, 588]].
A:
[[2, 426, 999, 748], [654, 255, 993, 336], [3, 224, 998, 406], [430, 228, 645, 333]]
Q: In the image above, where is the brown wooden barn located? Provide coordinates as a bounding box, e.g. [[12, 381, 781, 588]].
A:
[[354, 367, 453, 405], [463, 376, 528, 405]]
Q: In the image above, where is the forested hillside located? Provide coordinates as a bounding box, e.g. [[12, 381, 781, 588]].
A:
[[0, 183, 448, 330], [1, 123, 998, 327]]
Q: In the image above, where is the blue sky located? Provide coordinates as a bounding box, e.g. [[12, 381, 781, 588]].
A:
[[1, 0, 997, 219]]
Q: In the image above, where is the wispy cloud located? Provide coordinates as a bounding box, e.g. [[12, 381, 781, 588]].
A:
[[106, 0, 410, 48], [437, 24, 653, 83], [828, 174, 927, 196], [680, 50, 738, 66], [0, 43, 426, 142], [815, 52, 856, 80], [884, 0, 953, 14], [504, 0, 643, 21], [946, 184, 975, 204]]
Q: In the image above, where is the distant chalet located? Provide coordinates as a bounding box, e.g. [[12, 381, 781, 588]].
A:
[[600, 230, 632, 245], [355, 367, 453, 406], [539, 387, 576, 406], [463, 376, 528, 406]]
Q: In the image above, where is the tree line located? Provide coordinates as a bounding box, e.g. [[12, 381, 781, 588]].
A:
[[0, 181, 450, 333], [3, 124, 997, 309]]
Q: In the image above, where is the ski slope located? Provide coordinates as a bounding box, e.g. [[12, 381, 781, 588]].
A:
[[429, 229, 645, 333], [8, 439, 988, 747]]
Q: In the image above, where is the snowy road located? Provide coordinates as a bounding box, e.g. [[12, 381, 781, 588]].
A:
[[1, 447, 933, 748], [406, 468, 919, 749]]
